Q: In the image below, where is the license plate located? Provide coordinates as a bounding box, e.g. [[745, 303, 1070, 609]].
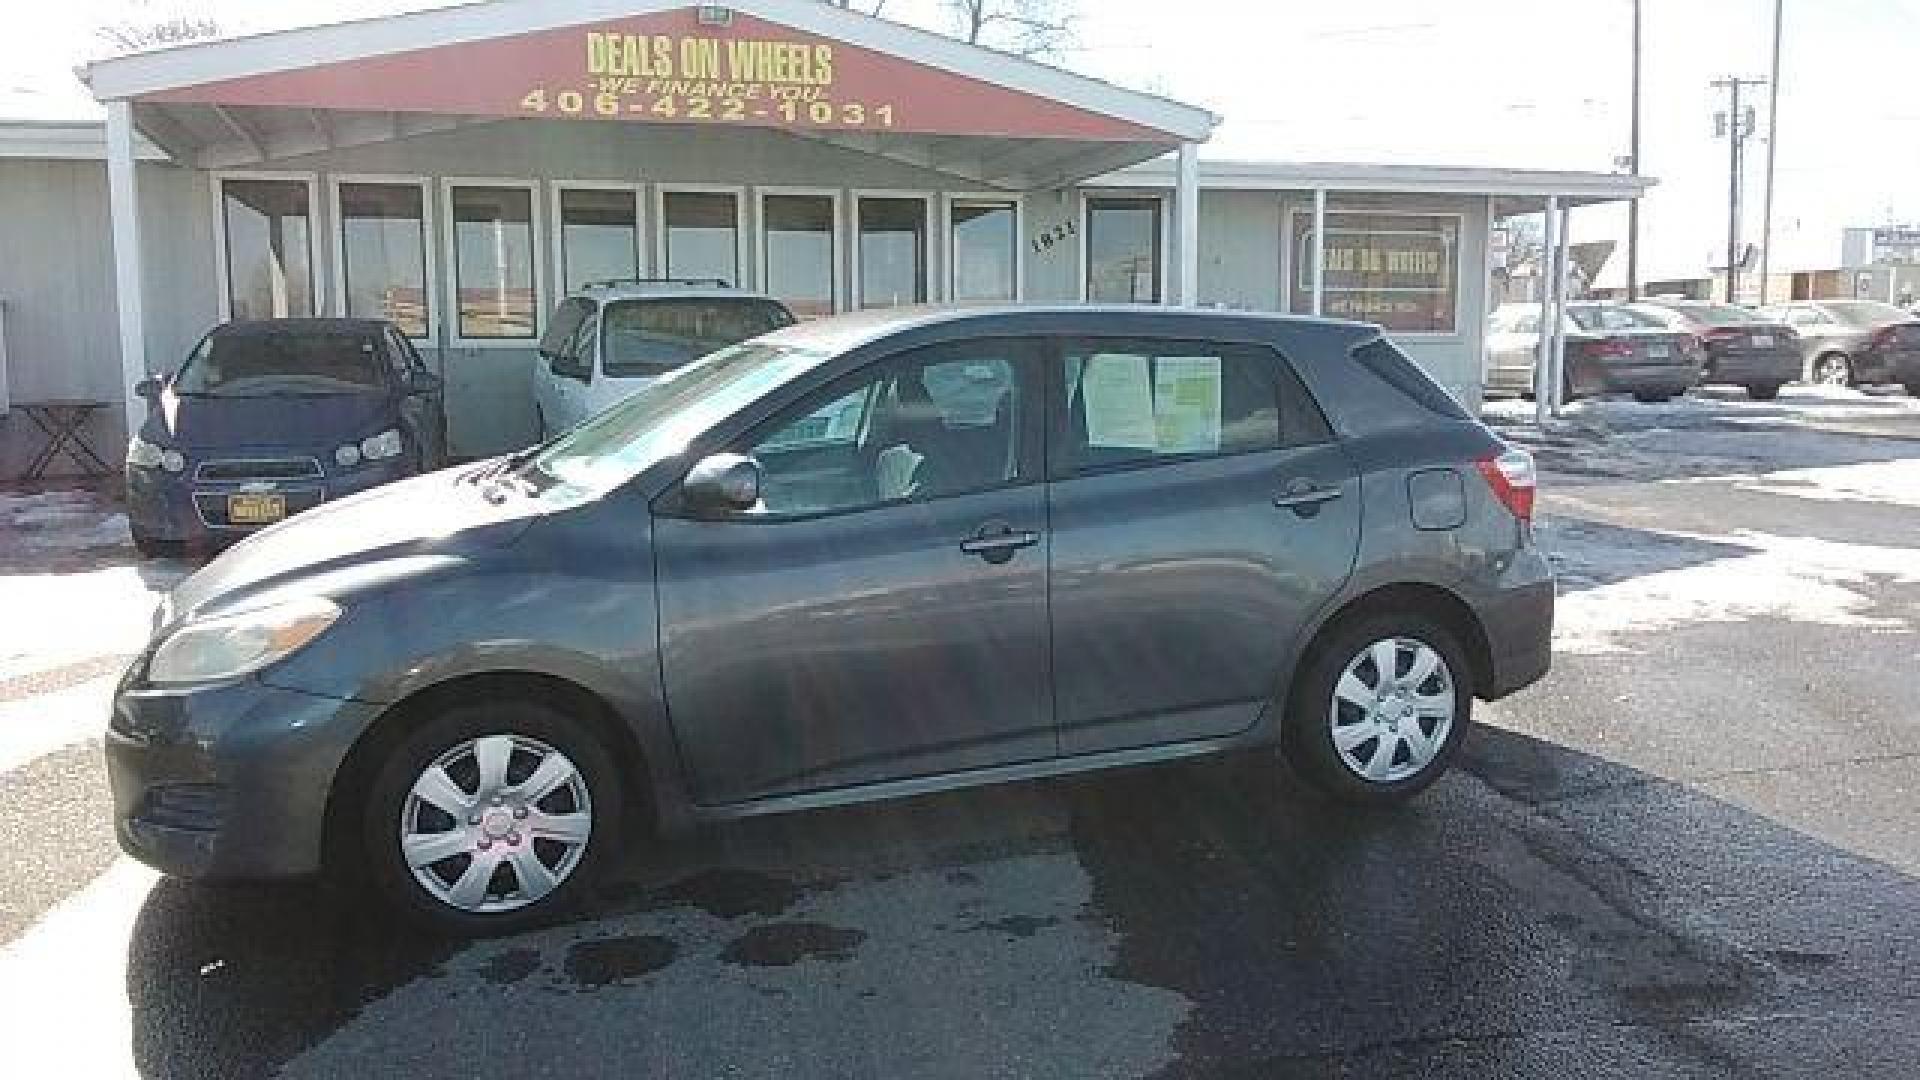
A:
[[1752, 334, 1774, 348], [1646, 344, 1670, 359], [227, 492, 286, 525]]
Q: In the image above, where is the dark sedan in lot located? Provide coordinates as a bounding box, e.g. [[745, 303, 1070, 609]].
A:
[[107, 306, 1552, 935], [1487, 301, 1703, 402], [1631, 299, 1800, 399], [1757, 300, 1920, 392], [125, 319, 447, 556]]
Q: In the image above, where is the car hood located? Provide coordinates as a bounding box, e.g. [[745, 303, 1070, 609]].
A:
[[149, 390, 393, 452], [162, 462, 546, 626]]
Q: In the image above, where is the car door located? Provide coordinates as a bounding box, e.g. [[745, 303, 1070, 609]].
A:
[[652, 337, 1053, 805], [1046, 337, 1361, 755]]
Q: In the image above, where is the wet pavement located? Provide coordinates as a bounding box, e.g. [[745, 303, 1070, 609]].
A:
[[2, 385, 1918, 1077]]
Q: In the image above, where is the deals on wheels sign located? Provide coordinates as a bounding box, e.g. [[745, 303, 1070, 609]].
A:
[[1289, 212, 1461, 333], [145, 8, 1167, 142]]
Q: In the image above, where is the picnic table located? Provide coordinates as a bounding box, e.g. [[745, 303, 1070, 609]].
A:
[[13, 399, 112, 480]]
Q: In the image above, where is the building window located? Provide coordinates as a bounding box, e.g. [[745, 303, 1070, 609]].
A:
[[761, 192, 838, 319], [449, 185, 537, 340], [338, 182, 430, 338], [661, 190, 740, 284], [857, 196, 928, 308], [557, 187, 640, 293], [950, 199, 1018, 304], [220, 178, 314, 320], [1086, 197, 1162, 303], [1289, 212, 1460, 333]]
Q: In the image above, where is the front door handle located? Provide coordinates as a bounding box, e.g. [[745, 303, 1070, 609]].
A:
[[1274, 478, 1343, 513], [960, 525, 1040, 563]]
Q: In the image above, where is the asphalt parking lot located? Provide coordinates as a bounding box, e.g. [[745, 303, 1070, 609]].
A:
[[2, 386, 1917, 1078]]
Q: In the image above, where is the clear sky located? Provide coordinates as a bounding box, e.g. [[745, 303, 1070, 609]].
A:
[[7, 0, 1917, 282]]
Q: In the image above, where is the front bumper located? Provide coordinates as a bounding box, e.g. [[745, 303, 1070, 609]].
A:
[[105, 672, 380, 880], [1595, 364, 1699, 397], [126, 457, 411, 546]]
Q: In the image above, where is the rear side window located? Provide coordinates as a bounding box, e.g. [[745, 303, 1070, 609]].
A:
[[601, 297, 796, 378], [1055, 339, 1330, 477], [1568, 305, 1665, 333], [540, 297, 594, 357], [1350, 337, 1470, 420]]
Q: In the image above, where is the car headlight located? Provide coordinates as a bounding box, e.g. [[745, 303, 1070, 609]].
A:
[[361, 429, 404, 461], [335, 442, 363, 468], [127, 436, 186, 473], [146, 596, 341, 685]]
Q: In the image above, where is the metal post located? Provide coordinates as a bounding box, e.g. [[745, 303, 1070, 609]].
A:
[[1550, 201, 1572, 416], [1173, 141, 1200, 306], [1726, 77, 1743, 304], [1626, 0, 1642, 300], [1535, 197, 1559, 426], [1759, 0, 1784, 306], [105, 99, 148, 445], [1311, 188, 1327, 316]]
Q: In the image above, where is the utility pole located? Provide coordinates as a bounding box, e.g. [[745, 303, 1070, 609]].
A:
[[1626, 0, 1642, 300], [1712, 76, 1766, 304], [1758, 0, 1784, 306]]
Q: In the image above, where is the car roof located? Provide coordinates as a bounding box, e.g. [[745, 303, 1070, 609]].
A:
[[753, 304, 1382, 356], [574, 279, 781, 303], [213, 318, 391, 336]]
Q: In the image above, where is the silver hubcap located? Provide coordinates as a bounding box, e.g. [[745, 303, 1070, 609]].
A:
[[1816, 357, 1849, 385], [400, 734, 592, 914], [1330, 638, 1456, 784]]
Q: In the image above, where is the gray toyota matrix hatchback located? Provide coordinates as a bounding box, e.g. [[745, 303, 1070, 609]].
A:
[[107, 307, 1552, 935]]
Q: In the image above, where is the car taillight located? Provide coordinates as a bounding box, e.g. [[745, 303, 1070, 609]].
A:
[[1579, 339, 1634, 358], [1700, 327, 1742, 346], [1476, 447, 1536, 523]]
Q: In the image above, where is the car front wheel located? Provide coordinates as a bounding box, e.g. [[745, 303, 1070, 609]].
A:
[[1813, 353, 1853, 386], [360, 700, 621, 936], [1285, 613, 1472, 804]]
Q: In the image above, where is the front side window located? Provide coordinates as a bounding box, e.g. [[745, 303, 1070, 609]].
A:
[[174, 329, 385, 397], [221, 178, 314, 320], [599, 297, 794, 378], [762, 193, 838, 320], [450, 185, 537, 340], [339, 182, 430, 338], [950, 200, 1018, 304], [661, 191, 740, 284], [857, 197, 928, 308], [1055, 340, 1322, 476], [558, 188, 640, 293], [1086, 197, 1162, 303], [743, 340, 1032, 516]]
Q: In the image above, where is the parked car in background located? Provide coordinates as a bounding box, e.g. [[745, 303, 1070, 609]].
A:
[[1755, 300, 1920, 393], [532, 279, 794, 440], [1630, 299, 1800, 399], [125, 319, 446, 557], [107, 306, 1552, 935], [1486, 301, 1703, 403]]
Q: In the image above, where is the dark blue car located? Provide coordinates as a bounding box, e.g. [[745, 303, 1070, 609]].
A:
[[126, 319, 446, 556]]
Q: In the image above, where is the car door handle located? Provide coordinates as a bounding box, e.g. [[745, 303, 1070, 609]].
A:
[[960, 526, 1040, 562], [1274, 480, 1343, 511]]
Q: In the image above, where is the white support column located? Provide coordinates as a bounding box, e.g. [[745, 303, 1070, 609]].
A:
[[1534, 196, 1559, 426], [1549, 201, 1573, 416], [1173, 141, 1200, 305], [106, 100, 148, 443], [1311, 189, 1327, 316]]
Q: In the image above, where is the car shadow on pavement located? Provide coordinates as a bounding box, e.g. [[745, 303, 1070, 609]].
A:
[[120, 725, 1920, 1079], [1533, 516, 1757, 594]]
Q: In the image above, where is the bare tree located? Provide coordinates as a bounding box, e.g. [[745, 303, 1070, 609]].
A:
[[945, 0, 1076, 58], [823, 0, 890, 16], [96, 2, 221, 55]]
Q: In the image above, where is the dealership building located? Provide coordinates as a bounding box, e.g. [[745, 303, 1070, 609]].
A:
[[0, 0, 1648, 472]]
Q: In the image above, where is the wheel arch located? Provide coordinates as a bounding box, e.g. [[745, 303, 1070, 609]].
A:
[[1284, 581, 1495, 711]]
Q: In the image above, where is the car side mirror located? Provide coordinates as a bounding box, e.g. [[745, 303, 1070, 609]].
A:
[[406, 369, 442, 395], [681, 453, 762, 515], [134, 376, 161, 399]]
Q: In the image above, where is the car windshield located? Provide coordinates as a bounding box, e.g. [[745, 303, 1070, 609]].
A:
[[1824, 300, 1911, 327], [1568, 306, 1666, 333], [600, 297, 795, 378], [173, 329, 386, 396], [524, 339, 824, 501]]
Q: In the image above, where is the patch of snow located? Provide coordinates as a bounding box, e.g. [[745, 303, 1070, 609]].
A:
[[1727, 458, 1920, 509], [1, 489, 131, 551]]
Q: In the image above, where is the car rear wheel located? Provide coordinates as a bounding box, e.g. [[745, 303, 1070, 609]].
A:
[[1813, 353, 1853, 387], [1745, 382, 1783, 400], [360, 700, 621, 936], [1284, 613, 1472, 804]]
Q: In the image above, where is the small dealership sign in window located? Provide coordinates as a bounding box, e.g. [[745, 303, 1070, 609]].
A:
[[1289, 213, 1460, 333]]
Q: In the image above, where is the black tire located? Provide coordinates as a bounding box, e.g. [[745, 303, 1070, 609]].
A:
[[1904, 382, 1920, 398], [358, 698, 623, 937], [1632, 390, 1673, 403], [131, 530, 179, 559], [1745, 382, 1782, 400], [1283, 611, 1473, 805]]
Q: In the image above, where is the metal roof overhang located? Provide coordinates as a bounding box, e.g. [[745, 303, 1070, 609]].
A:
[[80, 0, 1218, 190], [1090, 159, 1656, 210]]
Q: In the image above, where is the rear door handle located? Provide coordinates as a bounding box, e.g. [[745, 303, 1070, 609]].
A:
[[1274, 479, 1343, 512], [960, 526, 1040, 563]]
